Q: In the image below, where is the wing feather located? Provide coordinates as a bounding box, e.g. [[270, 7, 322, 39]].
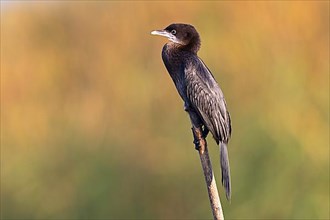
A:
[[185, 57, 231, 143]]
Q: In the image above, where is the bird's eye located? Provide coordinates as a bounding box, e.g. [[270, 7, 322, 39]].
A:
[[171, 29, 176, 35]]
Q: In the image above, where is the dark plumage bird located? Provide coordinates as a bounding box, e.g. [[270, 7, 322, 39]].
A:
[[151, 23, 232, 201]]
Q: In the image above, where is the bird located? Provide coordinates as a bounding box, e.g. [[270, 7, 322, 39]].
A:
[[151, 23, 232, 201]]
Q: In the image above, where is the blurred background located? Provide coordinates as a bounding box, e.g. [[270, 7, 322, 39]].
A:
[[1, 1, 329, 219]]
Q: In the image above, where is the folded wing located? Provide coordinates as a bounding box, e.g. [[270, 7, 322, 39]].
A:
[[185, 57, 231, 143]]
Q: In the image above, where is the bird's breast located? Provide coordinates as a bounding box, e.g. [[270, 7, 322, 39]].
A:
[[161, 46, 189, 102]]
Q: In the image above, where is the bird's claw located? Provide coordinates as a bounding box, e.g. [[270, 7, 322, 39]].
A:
[[191, 127, 207, 153], [202, 126, 209, 139], [193, 139, 202, 151]]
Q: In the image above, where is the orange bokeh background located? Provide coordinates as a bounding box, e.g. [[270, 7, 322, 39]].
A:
[[1, 1, 329, 219]]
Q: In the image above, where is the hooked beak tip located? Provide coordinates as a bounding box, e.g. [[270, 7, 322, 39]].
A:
[[151, 30, 158, 35]]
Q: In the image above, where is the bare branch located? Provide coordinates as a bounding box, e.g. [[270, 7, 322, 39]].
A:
[[192, 126, 224, 220]]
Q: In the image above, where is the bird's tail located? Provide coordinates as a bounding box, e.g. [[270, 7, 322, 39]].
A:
[[220, 142, 231, 201]]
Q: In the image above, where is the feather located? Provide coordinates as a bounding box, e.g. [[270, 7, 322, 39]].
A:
[[185, 57, 231, 143]]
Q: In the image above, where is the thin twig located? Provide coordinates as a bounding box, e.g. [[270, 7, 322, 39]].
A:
[[192, 126, 224, 220]]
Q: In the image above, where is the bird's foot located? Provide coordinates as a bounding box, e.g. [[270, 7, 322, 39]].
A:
[[193, 139, 202, 151], [202, 126, 209, 139], [191, 127, 206, 153]]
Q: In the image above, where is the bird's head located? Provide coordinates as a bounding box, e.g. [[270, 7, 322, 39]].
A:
[[151, 23, 201, 53]]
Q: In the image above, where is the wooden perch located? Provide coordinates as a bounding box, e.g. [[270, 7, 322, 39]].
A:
[[192, 126, 224, 220]]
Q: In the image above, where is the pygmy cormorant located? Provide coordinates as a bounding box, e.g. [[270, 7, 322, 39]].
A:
[[151, 23, 232, 201]]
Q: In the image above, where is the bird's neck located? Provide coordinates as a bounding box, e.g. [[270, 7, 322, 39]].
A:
[[166, 37, 200, 55], [165, 43, 198, 58], [164, 43, 183, 58], [183, 37, 201, 54]]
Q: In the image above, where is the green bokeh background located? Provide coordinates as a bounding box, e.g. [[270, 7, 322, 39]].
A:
[[1, 1, 329, 219]]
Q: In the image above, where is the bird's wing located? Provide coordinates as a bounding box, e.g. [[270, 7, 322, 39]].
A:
[[185, 57, 231, 143]]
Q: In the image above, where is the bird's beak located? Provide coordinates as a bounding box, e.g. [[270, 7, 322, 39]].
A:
[[151, 29, 181, 44], [151, 29, 172, 38]]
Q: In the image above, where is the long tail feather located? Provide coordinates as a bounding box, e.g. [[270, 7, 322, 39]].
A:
[[220, 142, 231, 201]]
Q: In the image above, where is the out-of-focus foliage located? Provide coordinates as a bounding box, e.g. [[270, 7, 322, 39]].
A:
[[1, 1, 329, 219]]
